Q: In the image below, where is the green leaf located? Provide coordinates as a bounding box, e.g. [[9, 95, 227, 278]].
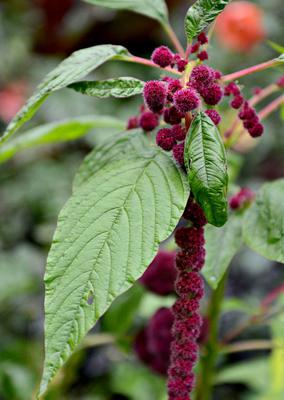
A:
[[73, 129, 149, 190], [185, 0, 231, 41], [267, 41, 284, 54], [40, 133, 188, 395], [216, 358, 269, 393], [0, 116, 125, 163], [202, 213, 243, 288], [0, 45, 129, 145], [83, 0, 169, 25], [243, 179, 284, 263], [184, 111, 228, 227], [68, 77, 144, 98], [275, 53, 284, 62]]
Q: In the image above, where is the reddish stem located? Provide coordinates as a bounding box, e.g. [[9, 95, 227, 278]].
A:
[[249, 84, 278, 107], [258, 94, 284, 120], [124, 55, 181, 75], [163, 23, 185, 57], [222, 59, 280, 82]]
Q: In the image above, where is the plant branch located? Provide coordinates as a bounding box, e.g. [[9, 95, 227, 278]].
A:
[[195, 273, 227, 400], [258, 93, 284, 119], [221, 339, 277, 354], [162, 23, 185, 57], [123, 55, 182, 75], [249, 84, 278, 106], [222, 59, 281, 82]]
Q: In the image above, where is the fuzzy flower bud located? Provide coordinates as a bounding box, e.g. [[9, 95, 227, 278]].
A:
[[139, 111, 159, 131], [205, 109, 221, 126], [276, 75, 284, 88], [173, 88, 200, 113], [248, 122, 264, 137], [190, 65, 215, 90], [172, 142, 185, 167], [197, 32, 208, 44], [156, 128, 176, 151], [171, 124, 187, 141], [151, 46, 174, 68], [127, 115, 139, 130], [230, 94, 244, 109], [190, 42, 200, 54], [197, 50, 209, 61], [164, 106, 184, 125], [200, 83, 223, 105], [143, 80, 167, 113], [140, 250, 177, 296]]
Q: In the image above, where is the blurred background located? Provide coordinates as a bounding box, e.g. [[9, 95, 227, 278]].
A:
[[0, 1, 283, 399]]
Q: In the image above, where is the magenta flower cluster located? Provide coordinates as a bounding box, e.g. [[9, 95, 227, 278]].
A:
[[229, 187, 255, 210], [140, 250, 177, 296], [134, 307, 174, 375], [167, 198, 207, 400]]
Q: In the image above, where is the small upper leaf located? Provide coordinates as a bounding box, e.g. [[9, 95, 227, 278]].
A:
[[185, 0, 231, 41], [83, 0, 169, 25], [68, 78, 144, 98], [40, 131, 189, 395], [243, 179, 284, 263], [0, 45, 129, 145], [203, 213, 243, 288], [0, 116, 125, 163], [184, 111, 228, 227]]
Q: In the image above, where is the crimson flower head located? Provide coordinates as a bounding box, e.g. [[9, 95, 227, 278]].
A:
[[205, 109, 221, 126], [200, 83, 223, 105], [140, 250, 177, 296], [190, 64, 215, 90], [173, 88, 200, 113], [164, 106, 184, 125], [172, 142, 185, 167], [143, 80, 167, 113], [156, 128, 177, 151], [151, 46, 174, 68], [139, 111, 159, 131]]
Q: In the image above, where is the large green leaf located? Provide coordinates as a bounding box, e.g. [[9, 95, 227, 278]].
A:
[[243, 179, 284, 263], [185, 0, 231, 41], [0, 116, 125, 163], [84, 0, 169, 25], [0, 45, 129, 145], [202, 213, 243, 288], [39, 133, 188, 395], [184, 111, 228, 227], [68, 77, 144, 98]]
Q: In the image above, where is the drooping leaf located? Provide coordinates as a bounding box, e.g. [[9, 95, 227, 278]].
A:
[[0, 45, 129, 144], [0, 116, 125, 163], [184, 111, 228, 227], [202, 213, 243, 288], [68, 77, 144, 98], [40, 133, 188, 395], [83, 0, 169, 25], [185, 0, 231, 41], [243, 179, 284, 263]]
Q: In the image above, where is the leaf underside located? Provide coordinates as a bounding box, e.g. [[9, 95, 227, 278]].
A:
[[185, 0, 231, 41], [243, 179, 284, 263], [184, 112, 228, 227], [83, 0, 169, 25], [40, 131, 189, 395], [68, 77, 144, 98], [0, 45, 129, 144]]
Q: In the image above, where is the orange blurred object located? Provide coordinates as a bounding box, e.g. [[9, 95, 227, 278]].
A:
[[0, 81, 28, 123], [215, 1, 265, 52]]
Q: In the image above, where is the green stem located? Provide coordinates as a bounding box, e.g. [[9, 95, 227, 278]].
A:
[[162, 22, 185, 57], [195, 273, 227, 400]]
